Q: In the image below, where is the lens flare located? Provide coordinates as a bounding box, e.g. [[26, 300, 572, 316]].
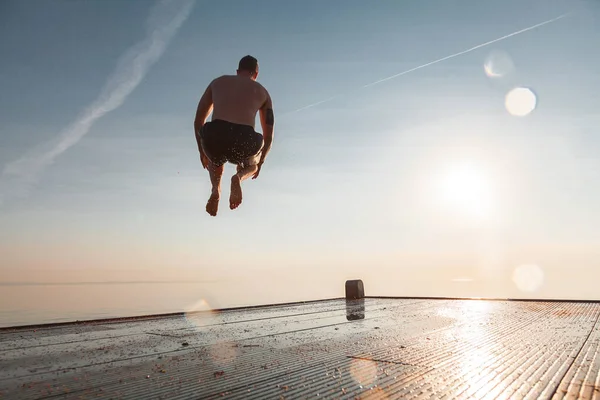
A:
[[484, 50, 515, 78], [184, 299, 241, 367], [184, 298, 215, 330], [512, 264, 544, 292], [209, 340, 240, 368], [505, 87, 537, 116], [349, 358, 378, 388]]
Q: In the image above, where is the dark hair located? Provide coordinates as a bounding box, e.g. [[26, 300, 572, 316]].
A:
[[238, 55, 258, 73]]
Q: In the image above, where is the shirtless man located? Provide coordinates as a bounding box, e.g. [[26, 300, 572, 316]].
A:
[[194, 55, 275, 216]]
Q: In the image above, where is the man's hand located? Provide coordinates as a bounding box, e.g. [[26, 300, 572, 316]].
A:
[[252, 161, 264, 179]]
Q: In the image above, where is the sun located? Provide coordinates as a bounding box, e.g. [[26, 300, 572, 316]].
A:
[[437, 163, 493, 219]]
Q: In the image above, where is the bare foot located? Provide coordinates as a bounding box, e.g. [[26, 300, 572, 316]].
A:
[[206, 192, 220, 216], [230, 175, 242, 210]]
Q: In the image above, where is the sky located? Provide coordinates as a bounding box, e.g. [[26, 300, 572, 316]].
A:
[[1, 0, 600, 310]]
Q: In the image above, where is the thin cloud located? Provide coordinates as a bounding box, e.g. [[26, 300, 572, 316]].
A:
[[0, 0, 195, 205]]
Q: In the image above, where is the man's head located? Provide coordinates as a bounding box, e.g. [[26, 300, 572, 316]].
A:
[[237, 55, 259, 80]]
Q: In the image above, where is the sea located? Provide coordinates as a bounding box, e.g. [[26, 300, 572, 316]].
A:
[[0, 280, 332, 328]]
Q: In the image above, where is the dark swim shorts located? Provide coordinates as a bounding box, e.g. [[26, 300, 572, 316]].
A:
[[197, 119, 263, 167]]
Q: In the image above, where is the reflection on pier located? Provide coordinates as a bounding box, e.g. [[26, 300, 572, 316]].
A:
[[346, 298, 365, 321]]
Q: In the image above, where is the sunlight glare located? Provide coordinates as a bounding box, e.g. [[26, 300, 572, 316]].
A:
[[505, 87, 537, 116], [452, 277, 474, 283], [455, 320, 501, 397], [438, 163, 493, 220]]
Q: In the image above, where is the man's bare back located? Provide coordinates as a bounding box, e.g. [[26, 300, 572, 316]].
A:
[[210, 75, 269, 127], [193, 55, 275, 217]]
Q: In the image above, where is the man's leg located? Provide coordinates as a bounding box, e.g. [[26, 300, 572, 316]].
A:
[[206, 161, 224, 216], [230, 163, 258, 210]]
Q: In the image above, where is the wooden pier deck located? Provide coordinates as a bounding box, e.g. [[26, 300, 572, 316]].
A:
[[1, 298, 599, 399]]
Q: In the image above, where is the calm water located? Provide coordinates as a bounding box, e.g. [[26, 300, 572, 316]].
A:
[[3, 271, 595, 327], [0, 280, 333, 328]]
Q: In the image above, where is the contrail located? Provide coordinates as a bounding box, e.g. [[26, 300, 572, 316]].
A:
[[285, 12, 571, 116], [0, 0, 195, 204]]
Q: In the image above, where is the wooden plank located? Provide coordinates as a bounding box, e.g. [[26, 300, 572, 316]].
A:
[[0, 299, 598, 399]]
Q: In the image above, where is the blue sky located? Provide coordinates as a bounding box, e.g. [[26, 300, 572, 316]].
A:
[[1, 0, 599, 303]]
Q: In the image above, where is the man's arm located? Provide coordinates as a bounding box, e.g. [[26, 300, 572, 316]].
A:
[[194, 83, 214, 135], [258, 92, 274, 164], [194, 83, 214, 169]]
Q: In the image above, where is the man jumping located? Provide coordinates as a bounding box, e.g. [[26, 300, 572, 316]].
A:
[[194, 55, 275, 216]]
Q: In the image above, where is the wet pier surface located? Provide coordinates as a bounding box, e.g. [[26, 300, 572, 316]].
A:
[[1, 298, 599, 399]]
